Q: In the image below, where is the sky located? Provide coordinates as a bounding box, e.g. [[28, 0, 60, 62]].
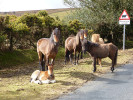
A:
[[0, 0, 69, 12]]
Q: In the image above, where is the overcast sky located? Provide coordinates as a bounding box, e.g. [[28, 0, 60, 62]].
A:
[[0, 0, 69, 12]]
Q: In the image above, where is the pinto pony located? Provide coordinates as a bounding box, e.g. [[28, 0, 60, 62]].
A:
[[65, 29, 85, 65], [30, 64, 55, 84], [82, 39, 118, 72], [91, 34, 104, 67], [37, 28, 60, 71]]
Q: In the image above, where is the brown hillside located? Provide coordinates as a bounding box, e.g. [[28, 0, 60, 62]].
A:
[[0, 8, 75, 16]]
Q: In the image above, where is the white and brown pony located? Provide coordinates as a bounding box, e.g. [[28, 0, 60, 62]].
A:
[[37, 28, 60, 71], [30, 64, 55, 84], [82, 39, 118, 72]]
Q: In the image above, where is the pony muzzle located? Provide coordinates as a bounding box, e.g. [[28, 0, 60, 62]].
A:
[[53, 35, 59, 43], [84, 34, 87, 39], [80, 36, 84, 40], [54, 42, 59, 46]]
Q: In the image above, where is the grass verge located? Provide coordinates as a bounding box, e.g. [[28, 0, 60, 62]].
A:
[[0, 49, 38, 69], [0, 48, 133, 100], [0, 47, 65, 69]]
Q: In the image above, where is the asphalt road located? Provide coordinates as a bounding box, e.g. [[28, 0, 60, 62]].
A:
[[57, 63, 133, 100]]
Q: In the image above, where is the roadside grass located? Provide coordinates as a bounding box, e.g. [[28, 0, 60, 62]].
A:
[[0, 48, 133, 100], [0, 49, 38, 69]]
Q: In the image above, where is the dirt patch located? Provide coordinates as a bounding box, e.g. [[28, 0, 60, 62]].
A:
[[0, 49, 133, 100]]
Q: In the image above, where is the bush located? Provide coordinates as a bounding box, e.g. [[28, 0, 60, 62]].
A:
[[0, 32, 7, 50]]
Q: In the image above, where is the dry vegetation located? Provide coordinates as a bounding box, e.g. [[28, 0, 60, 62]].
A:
[[0, 48, 133, 100]]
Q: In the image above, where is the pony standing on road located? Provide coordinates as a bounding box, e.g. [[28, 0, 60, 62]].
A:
[[82, 39, 118, 72], [37, 28, 60, 71], [65, 29, 84, 65]]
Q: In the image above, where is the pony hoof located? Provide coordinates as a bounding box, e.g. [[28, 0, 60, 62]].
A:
[[74, 62, 76, 65], [93, 70, 96, 73], [111, 67, 114, 73]]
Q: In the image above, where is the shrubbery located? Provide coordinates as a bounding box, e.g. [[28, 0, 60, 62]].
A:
[[0, 10, 84, 51]]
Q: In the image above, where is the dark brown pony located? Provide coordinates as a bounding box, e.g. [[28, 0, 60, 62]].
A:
[[65, 29, 85, 65], [82, 39, 118, 72], [91, 34, 104, 67], [37, 28, 60, 71]]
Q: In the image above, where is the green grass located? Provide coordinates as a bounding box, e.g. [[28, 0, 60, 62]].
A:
[[0, 49, 133, 100], [56, 47, 65, 59], [0, 49, 38, 69], [0, 47, 65, 69], [49, 10, 74, 20]]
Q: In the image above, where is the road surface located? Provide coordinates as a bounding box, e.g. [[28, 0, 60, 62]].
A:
[[57, 63, 133, 100]]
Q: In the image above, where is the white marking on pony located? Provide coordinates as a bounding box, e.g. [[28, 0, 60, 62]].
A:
[[41, 79, 50, 84], [50, 80, 56, 83]]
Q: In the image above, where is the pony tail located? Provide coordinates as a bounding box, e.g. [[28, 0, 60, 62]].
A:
[[114, 49, 118, 65]]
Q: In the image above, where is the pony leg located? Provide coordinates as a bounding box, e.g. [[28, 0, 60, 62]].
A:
[[74, 49, 77, 65], [65, 49, 69, 64], [51, 58, 55, 65], [99, 58, 102, 67], [77, 53, 80, 64], [93, 57, 97, 72], [46, 56, 49, 70], [111, 49, 118, 72], [80, 51, 83, 59], [69, 54, 73, 64], [96, 58, 99, 65], [38, 51, 45, 71], [111, 60, 115, 72]]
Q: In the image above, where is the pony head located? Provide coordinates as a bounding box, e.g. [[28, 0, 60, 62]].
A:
[[81, 39, 88, 54], [84, 29, 88, 39], [79, 29, 84, 40], [52, 28, 60, 45], [47, 64, 54, 78]]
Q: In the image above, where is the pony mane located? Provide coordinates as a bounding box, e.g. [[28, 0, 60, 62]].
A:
[[69, 34, 75, 37], [87, 41, 99, 49]]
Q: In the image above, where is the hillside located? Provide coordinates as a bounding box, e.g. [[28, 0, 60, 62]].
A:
[[0, 8, 75, 16]]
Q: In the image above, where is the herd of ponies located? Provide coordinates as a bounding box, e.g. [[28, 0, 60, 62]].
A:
[[30, 28, 118, 84]]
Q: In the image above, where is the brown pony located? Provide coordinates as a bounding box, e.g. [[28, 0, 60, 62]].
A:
[[65, 29, 85, 65], [82, 39, 118, 72], [37, 28, 60, 71], [91, 34, 104, 67]]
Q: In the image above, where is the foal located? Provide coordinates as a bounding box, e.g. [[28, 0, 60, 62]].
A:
[[82, 39, 118, 72], [30, 64, 55, 84]]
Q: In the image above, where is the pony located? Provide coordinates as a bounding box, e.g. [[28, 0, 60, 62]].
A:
[[82, 39, 118, 72], [65, 29, 85, 65], [91, 34, 104, 67], [37, 28, 60, 71], [30, 64, 55, 84], [91, 34, 100, 43]]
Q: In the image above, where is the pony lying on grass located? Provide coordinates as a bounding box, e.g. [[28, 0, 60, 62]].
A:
[[82, 39, 118, 72], [30, 64, 56, 84]]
